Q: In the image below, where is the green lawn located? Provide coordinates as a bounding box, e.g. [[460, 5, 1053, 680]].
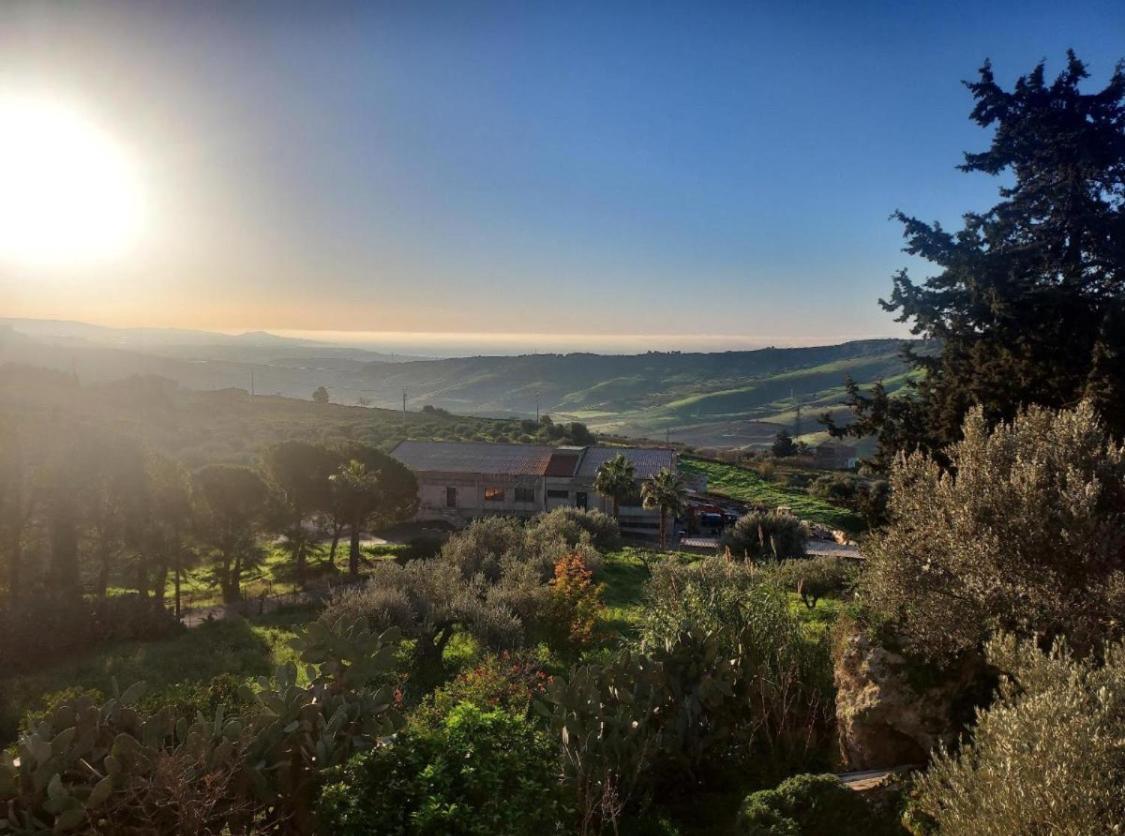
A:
[[681, 457, 862, 531]]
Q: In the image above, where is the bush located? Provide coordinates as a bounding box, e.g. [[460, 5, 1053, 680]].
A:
[[317, 704, 568, 835], [809, 474, 858, 504], [767, 556, 857, 609], [911, 633, 1125, 835], [0, 593, 181, 674], [532, 506, 621, 553], [410, 650, 554, 729], [640, 560, 835, 768], [548, 553, 604, 648], [737, 773, 886, 836], [862, 401, 1125, 661], [721, 511, 808, 561]]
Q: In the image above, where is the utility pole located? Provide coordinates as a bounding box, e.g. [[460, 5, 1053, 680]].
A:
[[402, 388, 407, 418]]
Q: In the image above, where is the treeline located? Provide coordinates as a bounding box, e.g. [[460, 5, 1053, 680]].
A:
[[0, 418, 417, 671]]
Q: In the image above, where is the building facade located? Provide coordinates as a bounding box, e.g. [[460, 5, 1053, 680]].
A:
[[389, 440, 677, 534]]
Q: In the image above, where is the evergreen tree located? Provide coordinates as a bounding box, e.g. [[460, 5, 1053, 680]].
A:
[[830, 53, 1125, 465]]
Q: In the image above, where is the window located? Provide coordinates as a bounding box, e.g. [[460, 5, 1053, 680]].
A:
[[546, 489, 569, 499], [514, 487, 535, 503], [446, 487, 457, 508], [484, 487, 505, 502]]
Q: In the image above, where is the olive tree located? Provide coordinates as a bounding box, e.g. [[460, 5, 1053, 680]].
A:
[[913, 633, 1125, 835], [863, 401, 1125, 661]]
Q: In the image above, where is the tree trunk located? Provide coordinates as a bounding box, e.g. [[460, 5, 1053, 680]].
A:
[[348, 525, 361, 577], [174, 564, 182, 619], [295, 540, 307, 587], [612, 496, 620, 519], [329, 522, 342, 565], [153, 562, 168, 605], [659, 509, 667, 550]]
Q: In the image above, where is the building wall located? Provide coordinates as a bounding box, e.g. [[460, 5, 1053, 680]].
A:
[[412, 469, 663, 534]]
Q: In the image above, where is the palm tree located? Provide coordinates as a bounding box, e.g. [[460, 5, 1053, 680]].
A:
[[329, 459, 382, 577], [641, 467, 687, 550], [593, 453, 636, 519]]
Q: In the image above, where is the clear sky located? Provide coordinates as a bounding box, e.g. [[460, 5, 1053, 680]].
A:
[[1, 0, 1122, 350]]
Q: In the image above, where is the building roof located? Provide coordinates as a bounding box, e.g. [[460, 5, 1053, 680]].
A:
[[389, 441, 556, 476], [389, 441, 675, 480], [544, 450, 582, 478], [575, 446, 676, 480]]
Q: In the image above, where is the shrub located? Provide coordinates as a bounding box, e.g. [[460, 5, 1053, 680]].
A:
[[767, 556, 857, 609], [0, 619, 403, 834], [317, 704, 567, 835], [911, 633, 1125, 835], [809, 474, 858, 504], [862, 402, 1125, 661], [0, 593, 181, 674], [548, 553, 604, 648], [737, 773, 885, 836], [721, 511, 808, 561], [639, 558, 835, 775], [532, 506, 621, 553], [411, 650, 554, 729]]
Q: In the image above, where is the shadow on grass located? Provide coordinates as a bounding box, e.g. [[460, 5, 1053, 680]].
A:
[[0, 607, 316, 743]]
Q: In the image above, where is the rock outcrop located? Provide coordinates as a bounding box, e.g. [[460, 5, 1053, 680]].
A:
[[833, 625, 986, 770]]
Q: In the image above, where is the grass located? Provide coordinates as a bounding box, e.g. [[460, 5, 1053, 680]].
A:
[[164, 541, 408, 609], [681, 457, 862, 531], [0, 607, 313, 741]]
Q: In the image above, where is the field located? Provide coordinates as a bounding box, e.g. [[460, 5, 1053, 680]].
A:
[[681, 456, 862, 531]]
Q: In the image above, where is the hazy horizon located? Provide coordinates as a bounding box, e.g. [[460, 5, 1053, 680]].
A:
[[2, 314, 907, 357]]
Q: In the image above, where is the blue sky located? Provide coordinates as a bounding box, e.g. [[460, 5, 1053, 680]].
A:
[[2, 0, 1123, 350]]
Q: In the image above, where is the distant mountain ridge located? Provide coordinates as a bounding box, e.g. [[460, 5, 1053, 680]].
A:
[[0, 319, 919, 448]]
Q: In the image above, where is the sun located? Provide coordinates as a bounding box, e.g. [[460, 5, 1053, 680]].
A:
[[0, 93, 144, 267]]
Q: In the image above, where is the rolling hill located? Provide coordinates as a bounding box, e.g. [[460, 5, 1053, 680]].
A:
[[0, 320, 921, 449]]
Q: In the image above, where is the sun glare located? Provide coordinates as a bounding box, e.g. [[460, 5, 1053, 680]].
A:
[[0, 94, 144, 267]]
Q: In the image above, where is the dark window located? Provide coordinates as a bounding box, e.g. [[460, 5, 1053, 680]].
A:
[[514, 487, 535, 503], [446, 487, 457, 508], [576, 491, 588, 510], [484, 487, 505, 502], [546, 489, 569, 499]]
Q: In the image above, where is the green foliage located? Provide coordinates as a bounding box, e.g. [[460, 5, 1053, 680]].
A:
[[593, 453, 637, 518], [680, 458, 860, 530], [831, 53, 1125, 463], [808, 473, 858, 504], [771, 430, 797, 458], [737, 774, 886, 836], [0, 594, 181, 676], [862, 402, 1125, 661], [641, 468, 687, 549], [912, 634, 1125, 836], [410, 650, 553, 729], [545, 556, 836, 833], [767, 556, 857, 609], [533, 506, 621, 552], [721, 512, 808, 561], [317, 703, 567, 836], [0, 618, 403, 834]]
